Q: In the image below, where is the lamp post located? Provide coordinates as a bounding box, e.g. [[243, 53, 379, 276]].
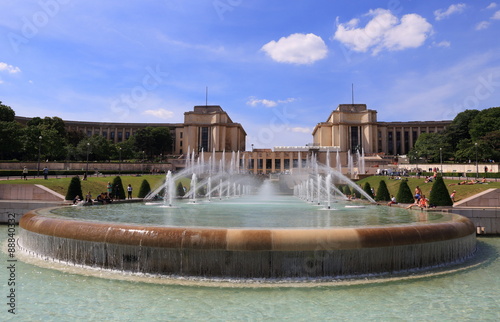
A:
[[142, 151, 145, 175], [37, 136, 42, 177], [85, 142, 90, 179], [475, 142, 478, 179], [251, 144, 254, 152], [440, 147, 443, 175], [118, 147, 122, 175], [415, 151, 419, 178]]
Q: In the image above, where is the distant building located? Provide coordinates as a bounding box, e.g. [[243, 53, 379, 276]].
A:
[[15, 105, 247, 155], [15, 103, 453, 175], [312, 104, 451, 155]]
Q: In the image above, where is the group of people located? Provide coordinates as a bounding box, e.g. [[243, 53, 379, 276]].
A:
[[406, 186, 430, 210], [21, 166, 49, 180], [73, 183, 133, 206]]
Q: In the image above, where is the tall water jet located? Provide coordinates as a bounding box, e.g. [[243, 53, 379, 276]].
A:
[[190, 173, 197, 204], [165, 170, 175, 207], [207, 177, 212, 201], [336, 150, 341, 174], [317, 174, 321, 205], [326, 173, 332, 209]]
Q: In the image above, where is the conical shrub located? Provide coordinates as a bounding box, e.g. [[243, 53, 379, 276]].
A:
[[375, 180, 391, 201], [429, 176, 453, 206], [137, 179, 151, 198], [65, 176, 83, 200], [396, 180, 414, 203], [177, 182, 185, 197], [112, 176, 126, 200], [363, 182, 374, 199]]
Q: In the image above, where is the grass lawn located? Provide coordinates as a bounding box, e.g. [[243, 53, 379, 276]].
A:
[[356, 176, 500, 203], [0, 174, 188, 199]]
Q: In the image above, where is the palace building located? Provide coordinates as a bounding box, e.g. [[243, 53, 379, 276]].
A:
[[15, 103, 452, 175]]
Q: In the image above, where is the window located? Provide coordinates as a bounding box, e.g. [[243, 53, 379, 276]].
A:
[[87, 130, 92, 137], [274, 159, 281, 170], [284, 159, 290, 169], [180, 141, 183, 147], [110, 132, 115, 140], [118, 132, 123, 142], [200, 127, 209, 152], [388, 131, 393, 155], [266, 159, 272, 170], [180, 132, 183, 139], [102, 131, 107, 139], [125, 132, 130, 140]]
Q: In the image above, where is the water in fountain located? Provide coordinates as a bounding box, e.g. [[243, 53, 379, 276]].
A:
[[18, 146, 477, 281]]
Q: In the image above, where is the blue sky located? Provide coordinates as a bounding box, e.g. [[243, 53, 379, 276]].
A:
[[1, 1, 499, 149]]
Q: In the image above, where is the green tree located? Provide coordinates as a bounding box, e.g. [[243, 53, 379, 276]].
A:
[[409, 133, 452, 163], [469, 107, 500, 141], [76, 135, 115, 162], [137, 179, 151, 198], [446, 109, 479, 150], [65, 176, 83, 201], [133, 126, 172, 159], [0, 101, 15, 122], [111, 176, 126, 200], [396, 180, 414, 203], [429, 176, 453, 206], [0, 121, 22, 159], [342, 185, 351, 197], [375, 180, 391, 202]]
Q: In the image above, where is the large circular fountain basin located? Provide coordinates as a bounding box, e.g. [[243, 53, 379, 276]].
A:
[[19, 200, 476, 280]]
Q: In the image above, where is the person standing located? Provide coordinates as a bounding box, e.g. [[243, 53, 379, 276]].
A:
[[43, 167, 49, 180], [22, 166, 28, 180], [127, 184, 133, 199], [107, 182, 113, 199]]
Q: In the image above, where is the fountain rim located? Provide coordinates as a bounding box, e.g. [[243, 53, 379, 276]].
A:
[[20, 206, 476, 252]]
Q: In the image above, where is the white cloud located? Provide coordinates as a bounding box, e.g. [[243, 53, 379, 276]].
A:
[[432, 40, 451, 47], [434, 3, 466, 21], [247, 97, 296, 108], [476, 21, 490, 30], [486, 3, 497, 9], [142, 108, 174, 119], [492, 10, 500, 19], [261, 33, 328, 65], [0, 62, 21, 74], [288, 126, 311, 133], [334, 9, 432, 55]]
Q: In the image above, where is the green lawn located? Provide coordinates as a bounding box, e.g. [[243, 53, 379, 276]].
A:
[[356, 176, 500, 203], [0, 174, 175, 199]]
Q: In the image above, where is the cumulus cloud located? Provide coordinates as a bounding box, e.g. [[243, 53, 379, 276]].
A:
[[486, 3, 497, 9], [334, 9, 432, 55], [261, 33, 328, 65], [476, 21, 490, 30], [142, 108, 174, 119], [247, 97, 296, 108], [493, 10, 500, 19], [0, 62, 21, 74], [434, 3, 466, 21]]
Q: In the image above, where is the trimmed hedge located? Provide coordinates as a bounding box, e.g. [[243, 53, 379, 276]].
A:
[[363, 182, 374, 199], [137, 179, 151, 198], [396, 180, 414, 203], [65, 176, 83, 201], [111, 176, 126, 200], [375, 180, 391, 202], [429, 176, 453, 206]]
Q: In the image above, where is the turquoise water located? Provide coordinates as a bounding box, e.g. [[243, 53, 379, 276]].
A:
[[49, 196, 453, 228], [1, 225, 499, 320]]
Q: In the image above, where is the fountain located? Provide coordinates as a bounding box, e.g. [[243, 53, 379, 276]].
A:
[[18, 150, 476, 281]]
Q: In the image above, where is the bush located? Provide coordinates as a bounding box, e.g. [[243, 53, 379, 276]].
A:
[[65, 176, 83, 200], [177, 182, 185, 197], [375, 180, 391, 202], [112, 176, 126, 200], [396, 180, 414, 203], [429, 176, 453, 206], [137, 179, 151, 198], [363, 182, 374, 199], [342, 185, 351, 196]]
